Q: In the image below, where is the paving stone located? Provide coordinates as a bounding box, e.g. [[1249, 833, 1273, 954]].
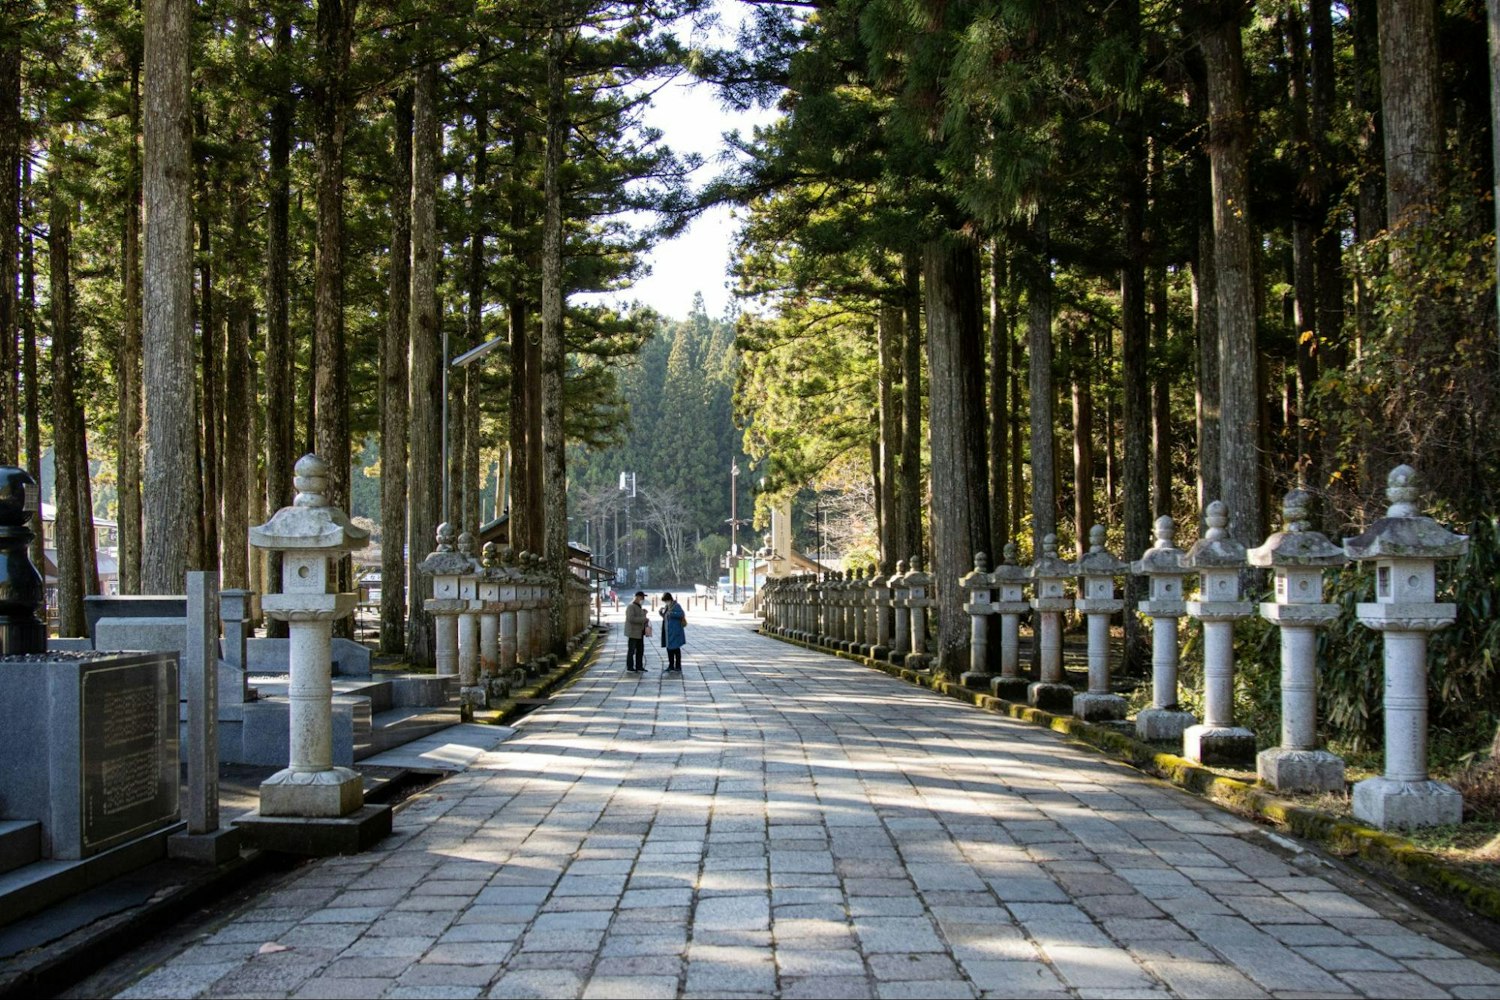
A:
[[579, 975, 679, 999], [485, 969, 584, 999], [289, 976, 393, 999], [853, 917, 946, 953], [776, 948, 867, 976], [778, 975, 875, 999]]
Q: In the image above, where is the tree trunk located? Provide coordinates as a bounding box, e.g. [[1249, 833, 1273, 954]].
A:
[[141, 0, 196, 594], [21, 156, 39, 573], [407, 61, 441, 667], [1201, 9, 1265, 547], [197, 185, 219, 572], [263, 9, 293, 634], [541, 25, 569, 651], [1072, 317, 1094, 556], [1378, 0, 1440, 241], [49, 172, 84, 634], [1027, 212, 1058, 551], [1285, 7, 1322, 499], [1011, 333, 1023, 541], [118, 55, 142, 593], [876, 304, 901, 573], [988, 241, 1009, 555], [900, 252, 923, 562], [313, 0, 356, 511], [222, 293, 250, 589], [1150, 265, 1172, 519], [380, 88, 411, 656], [0, 25, 18, 465], [1191, 78, 1223, 516], [923, 237, 990, 677], [463, 106, 488, 537]]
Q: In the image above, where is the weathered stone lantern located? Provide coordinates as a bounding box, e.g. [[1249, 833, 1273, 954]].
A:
[[248, 454, 371, 820], [1073, 525, 1128, 721], [990, 543, 1031, 702], [1133, 516, 1195, 740], [960, 553, 995, 690], [476, 542, 504, 701], [888, 562, 910, 662], [1028, 534, 1075, 712], [1182, 501, 1257, 767], [454, 531, 484, 718], [1344, 465, 1469, 829], [904, 559, 933, 670], [869, 567, 893, 660], [420, 524, 469, 679], [1248, 489, 1347, 792]]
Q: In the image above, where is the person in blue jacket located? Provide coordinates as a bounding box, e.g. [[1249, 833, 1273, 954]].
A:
[[660, 592, 687, 672]]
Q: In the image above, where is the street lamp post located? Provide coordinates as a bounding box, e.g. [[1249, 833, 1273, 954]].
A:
[[727, 461, 748, 602]]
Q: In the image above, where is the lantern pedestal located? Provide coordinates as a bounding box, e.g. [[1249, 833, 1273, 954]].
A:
[[1183, 724, 1256, 769], [1353, 777, 1461, 830]]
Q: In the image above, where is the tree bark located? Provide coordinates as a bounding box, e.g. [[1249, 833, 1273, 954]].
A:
[[118, 55, 142, 593], [0, 25, 18, 465], [20, 156, 39, 573], [380, 88, 411, 656], [988, 241, 1009, 555], [1027, 212, 1058, 551], [1378, 0, 1440, 241], [923, 237, 990, 677], [313, 0, 357, 512], [1193, 177, 1222, 514], [263, 9, 293, 634], [142, 0, 196, 594], [876, 304, 901, 573], [1150, 265, 1172, 519], [541, 25, 569, 651], [1201, 8, 1265, 547], [463, 105, 488, 537], [197, 178, 219, 572], [1072, 316, 1094, 556], [407, 61, 441, 667], [900, 251, 923, 563]]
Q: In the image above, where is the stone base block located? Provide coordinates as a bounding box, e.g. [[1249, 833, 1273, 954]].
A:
[[233, 804, 392, 856], [1028, 682, 1074, 714], [1257, 747, 1345, 793], [960, 671, 994, 691], [887, 651, 908, 667], [1073, 692, 1128, 722], [905, 655, 931, 672], [1183, 725, 1256, 769], [461, 685, 487, 709], [486, 677, 510, 701], [259, 766, 364, 818], [168, 826, 244, 865], [1136, 708, 1197, 742], [1352, 777, 1463, 830], [870, 645, 890, 661], [991, 676, 1030, 702]]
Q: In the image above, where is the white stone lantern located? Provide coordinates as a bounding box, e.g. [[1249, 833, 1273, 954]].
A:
[[1132, 516, 1196, 740], [1182, 501, 1257, 766], [477, 542, 504, 699], [904, 559, 933, 669], [454, 531, 484, 716], [1248, 489, 1347, 792], [1028, 534, 1075, 712], [990, 543, 1032, 702], [1073, 525, 1128, 721], [888, 562, 910, 659], [420, 524, 469, 680], [960, 553, 995, 691], [249, 454, 370, 819], [869, 569, 892, 659], [1344, 465, 1469, 829]]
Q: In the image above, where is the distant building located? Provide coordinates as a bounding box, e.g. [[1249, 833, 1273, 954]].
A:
[[39, 502, 121, 602]]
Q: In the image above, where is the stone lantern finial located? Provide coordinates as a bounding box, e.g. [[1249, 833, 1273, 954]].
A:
[[292, 454, 329, 508], [1152, 515, 1175, 548], [435, 522, 456, 552], [458, 531, 476, 560], [1204, 501, 1229, 539], [1002, 541, 1018, 565], [1283, 489, 1312, 532], [481, 541, 498, 569], [1385, 464, 1421, 517], [1042, 534, 1059, 559], [895, 559, 907, 575], [909, 557, 922, 573], [1088, 524, 1107, 552], [973, 552, 989, 573]]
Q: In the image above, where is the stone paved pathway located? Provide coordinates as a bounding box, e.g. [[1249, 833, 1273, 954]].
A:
[[111, 610, 1500, 999]]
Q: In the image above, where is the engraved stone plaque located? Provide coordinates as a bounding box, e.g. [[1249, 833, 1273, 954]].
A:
[[80, 656, 179, 855]]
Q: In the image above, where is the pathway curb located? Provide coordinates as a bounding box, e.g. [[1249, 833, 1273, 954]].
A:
[[764, 629, 1500, 925]]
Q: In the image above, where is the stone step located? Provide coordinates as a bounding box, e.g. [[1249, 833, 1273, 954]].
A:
[[361, 704, 463, 759], [0, 820, 41, 877], [0, 824, 179, 931]]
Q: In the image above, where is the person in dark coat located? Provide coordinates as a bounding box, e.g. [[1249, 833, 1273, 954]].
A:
[[660, 592, 687, 672], [624, 591, 649, 673]]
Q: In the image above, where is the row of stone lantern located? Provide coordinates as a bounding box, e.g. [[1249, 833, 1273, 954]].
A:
[[420, 525, 593, 720], [761, 466, 1468, 831]]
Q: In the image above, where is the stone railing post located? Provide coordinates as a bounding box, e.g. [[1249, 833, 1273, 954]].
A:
[[1132, 516, 1195, 740], [990, 543, 1031, 701], [905, 560, 933, 670], [420, 523, 468, 679], [1028, 535, 1075, 712], [496, 548, 522, 684], [862, 570, 879, 655], [513, 552, 537, 671], [249, 454, 370, 819], [870, 569, 892, 659], [1073, 526, 1128, 721], [454, 531, 484, 718], [1345, 466, 1468, 829], [1248, 490, 1347, 792], [220, 587, 253, 705], [1182, 502, 1256, 766], [889, 562, 910, 661], [960, 553, 994, 690], [477, 543, 505, 702]]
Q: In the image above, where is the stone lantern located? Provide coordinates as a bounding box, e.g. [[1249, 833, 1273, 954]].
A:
[[888, 562, 910, 662], [904, 559, 933, 670], [1132, 516, 1195, 741], [960, 553, 995, 690], [1073, 525, 1128, 721], [1182, 501, 1257, 767], [477, 543, 505, 701], [454, 531, 484, 717], [1344, 465, 1469, 829], [248, 454, 371, 820], [990, 543, 1032, 702], [869, 567, 893, 660], [420, 524, 470, 679], [1248, 489, 1346, 792], [1028, 534, 1075, 712]]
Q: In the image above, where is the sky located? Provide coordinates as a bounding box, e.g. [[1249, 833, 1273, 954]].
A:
[[580, 7, 781, 322]]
